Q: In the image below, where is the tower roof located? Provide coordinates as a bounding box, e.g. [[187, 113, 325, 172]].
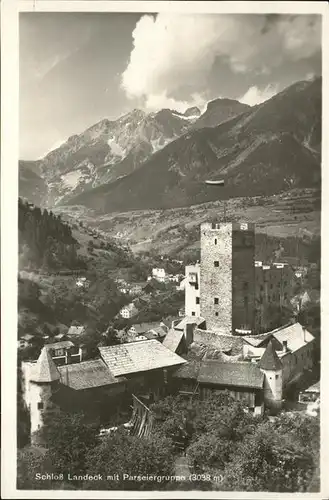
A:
[[30, 346, 60, 383], [259, 340, 282, 371]]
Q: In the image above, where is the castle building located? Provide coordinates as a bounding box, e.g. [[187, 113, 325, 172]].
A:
[[255, 262, 295, 332], [200, 222, 255, 334]]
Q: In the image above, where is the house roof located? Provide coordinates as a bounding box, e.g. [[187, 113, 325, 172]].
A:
[[194, 329, 244, 355], [175, 316, 205, 330], [67, 326, 85, 336], [259, 341, 282, 371], [243, 332, 273, 347], [272, 322, 314, 352], [58, 359, 122, 390], [30, 347, 60, 383], [128, 322, 162, 335], [162, 329, 185, 353], [122, 303, 138, 313], [197, 360, 264, 389], [173, 360, 201, 380], [45, 340, 74, 350], [99, 339, 186, 377], [304, 381, 320, 393], [20, 334, 35, 341]]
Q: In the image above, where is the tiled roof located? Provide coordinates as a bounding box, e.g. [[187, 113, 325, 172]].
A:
[[272, 322, 314, 352], [21, 334, 35, 341], [194, 329, 244, 355], [197, 360, 264, 389], [67, 326, 85, 336], [30, 347, 60, 383], [304, 381, 320, 393], [45, 340, 74, 350], [129, 322, 162, 335], [162, 329, 184, 353], [175, 317, 205, 330], [58, 359, 122, 390], [259, 341, 282, 371], [243, 332, 273, 347], [99, 339, 186, 376], [173, 360, 201, 380]]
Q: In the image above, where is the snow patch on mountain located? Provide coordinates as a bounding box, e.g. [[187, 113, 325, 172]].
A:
[[61, 170, 83, 190], [107, 137, 126, 159]]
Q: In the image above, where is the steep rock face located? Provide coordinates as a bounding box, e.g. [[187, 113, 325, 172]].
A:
[[19, 98, 250, 207], [20, 108, 191, 206], [67, 78, 321, 213]]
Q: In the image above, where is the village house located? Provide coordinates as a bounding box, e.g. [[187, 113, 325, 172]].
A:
[[22, 340, 186, 443], [45, 340, 83, 366], [150, 268, 166, 282], [67, 325, 85, 338], [119, 302, 139, 319], [18, 334, 37, 350]]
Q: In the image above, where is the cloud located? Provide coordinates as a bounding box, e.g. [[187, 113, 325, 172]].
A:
[[239, 84, 279, 106], [145, 92, 206, 113], [121, 13, 321, 110]]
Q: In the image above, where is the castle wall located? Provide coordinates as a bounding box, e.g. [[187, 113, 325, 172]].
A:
[[232, 223, 255, 332]]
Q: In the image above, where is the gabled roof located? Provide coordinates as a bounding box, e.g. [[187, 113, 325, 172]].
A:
[[99, 339, 186, 377], [30, 347, 60, 383], [243, 332, 273, 347], [45, 340, 74, 350], [194, 329, 244, 355], [175, 317, 205, 330], [58, 359, 123, 390], [197, 360, 264, 389], [272, 322, 314, 352], [259, 341, 282, 371], [162, 329, 185, 353]]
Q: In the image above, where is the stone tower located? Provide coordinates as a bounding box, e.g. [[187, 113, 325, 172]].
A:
[[200, 222, 255, 334], [259, 340, 283, 411], [21, 347, 61, 444]]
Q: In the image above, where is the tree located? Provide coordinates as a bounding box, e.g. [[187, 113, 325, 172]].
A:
[[222, 419, 317, 492], [83, 429, 175, 490], [41, 411, 99, 475]]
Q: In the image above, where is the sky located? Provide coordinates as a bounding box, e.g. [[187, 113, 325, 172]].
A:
[[19, 12, 322, 160]]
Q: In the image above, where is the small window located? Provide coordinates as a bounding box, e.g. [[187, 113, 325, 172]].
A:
[[196, 297, 200, 304], [275, 374, 279, 379], [214, 297, 219, 305], [260, 285, 264, 292], [215, 312, 219, 317], [214, 238, 217, 245], [270, 284, 273, 289], [191, 311, 195, 316], [214, 261, 219, 267], [37, 402, 44, 410]]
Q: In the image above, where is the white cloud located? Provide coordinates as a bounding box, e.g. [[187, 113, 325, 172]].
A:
[[239, 85, 278, 106], [121, 14, 321, 110], [145, 92, 206, 113]]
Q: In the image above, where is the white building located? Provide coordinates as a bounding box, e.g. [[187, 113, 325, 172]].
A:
[[120, 303, 139, 319], [152, 268, 166, 282], [185, 263, 200, 317]]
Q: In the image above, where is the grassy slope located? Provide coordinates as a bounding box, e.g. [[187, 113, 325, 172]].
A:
[[54, 188, 320, 258]]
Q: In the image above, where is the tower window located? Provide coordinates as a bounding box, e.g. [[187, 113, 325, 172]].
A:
[[214, 261, 219, 267], [196, 297, 200, 304], [191, 311, 195, 316], [37, 402, 44, 410], [215, 312, 219, 316], [214, 238, 217, 245], [214, 297, 219, 305]]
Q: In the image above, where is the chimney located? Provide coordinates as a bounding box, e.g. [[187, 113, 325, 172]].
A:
[[282, 340, 288, 353], [184, 323, 195, 348], [302, 326, 306, 342]]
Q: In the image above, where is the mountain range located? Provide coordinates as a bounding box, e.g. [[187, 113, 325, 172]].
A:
[[19, 77, 321, 214]]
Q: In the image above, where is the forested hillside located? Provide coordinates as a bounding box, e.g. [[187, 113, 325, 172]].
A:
[[19, 198, 86, 271]]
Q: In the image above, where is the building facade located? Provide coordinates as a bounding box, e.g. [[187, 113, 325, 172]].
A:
[[185, 264, 200, 317], [200, 222, 255, 334]]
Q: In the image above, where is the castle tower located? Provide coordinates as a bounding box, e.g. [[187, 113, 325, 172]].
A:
[[259, 340, 283, 411], [200, 222, 255, 334], [21, 347, 61, 444]]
